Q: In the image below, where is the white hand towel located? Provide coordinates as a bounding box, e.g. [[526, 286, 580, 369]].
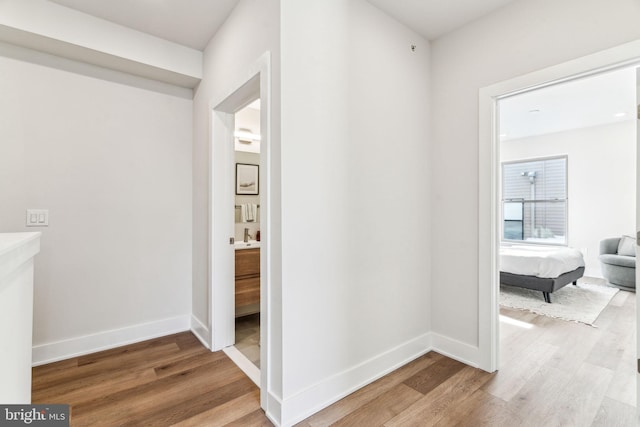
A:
[[241, 204, 248, 223], [240, 204, 257, 222]]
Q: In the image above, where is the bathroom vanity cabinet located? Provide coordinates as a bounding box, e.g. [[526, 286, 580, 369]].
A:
[[235, 248, 260, 316]]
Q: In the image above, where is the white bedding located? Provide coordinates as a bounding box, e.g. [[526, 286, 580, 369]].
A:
[[500, 245, 585, 278]]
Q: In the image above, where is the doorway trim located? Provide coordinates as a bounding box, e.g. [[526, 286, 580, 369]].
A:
[[208, 52, 272, 403], [478, 40, 640, 372]]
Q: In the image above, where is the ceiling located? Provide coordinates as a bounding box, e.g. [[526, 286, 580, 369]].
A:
[[49, 0, 240, 50], [500, 68, 636, 141], [48, 0, 520, 51], [367, 0, 519, 40]]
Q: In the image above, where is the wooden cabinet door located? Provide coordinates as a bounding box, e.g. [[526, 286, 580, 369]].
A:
[[235, 248, 260, 313], [235, 276, 260, 308], [235, 248, 260, 277]]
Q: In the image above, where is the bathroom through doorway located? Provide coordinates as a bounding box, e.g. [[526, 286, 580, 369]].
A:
[[208, 53, 271, 407], [229, 99, 262, 380]]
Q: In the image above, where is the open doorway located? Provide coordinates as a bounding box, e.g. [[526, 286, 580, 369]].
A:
[[498, 68, 636, 301], [208, 54, 271, 406], [230, 99, 262, 377], [478, 42, 640, 373], [487, 67, 637, 417]]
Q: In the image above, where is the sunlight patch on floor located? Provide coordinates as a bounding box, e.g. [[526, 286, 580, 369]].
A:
[[500, 314, 534, 329]]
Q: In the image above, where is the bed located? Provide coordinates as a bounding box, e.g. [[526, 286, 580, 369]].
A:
[[500, 245, 585, 303]]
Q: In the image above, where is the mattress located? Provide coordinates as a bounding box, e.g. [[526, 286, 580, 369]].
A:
[[500, 245, 585, 278]]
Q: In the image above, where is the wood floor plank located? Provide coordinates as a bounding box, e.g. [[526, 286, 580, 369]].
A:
[[498, 309, 548, 365], [171, 389, 261, 427], [153, 348, 227, 378], [433, 389, 523, 427], [174, 331, 206, 351], [605, 343, 637, 407], [301, 352, 443, 427], [403, 356, 465, 395], [606, 289, 631, 307], [131, 376, 257, 426], [33, 342, 181, 391], [384, 366, 493, 427], [483, 340, 557, 402], [32, 367, 158, 406], [76, 334, 182, 366], [330, 383, 423, 427], [591, 396, 637, 426], [540, 322, 602, 375], [505, 364, 573, 421], [540, 362, 614, 426], [224, 409, 275, 427], [70, 357, 244, 426], [586, 329, 629, 371], [33, 340, 213, 405], [31, 358, 78, 378], [33, 343, 179, 392], [32, 332, 272, 427]]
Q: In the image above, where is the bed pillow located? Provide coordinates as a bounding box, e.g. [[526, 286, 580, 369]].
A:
[[617, 235, 636, 257]]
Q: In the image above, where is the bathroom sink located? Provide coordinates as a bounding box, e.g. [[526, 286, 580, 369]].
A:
[[234, 240, 261, 250]]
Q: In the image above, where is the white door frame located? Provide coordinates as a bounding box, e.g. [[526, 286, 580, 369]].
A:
[[478, 40, 640, 373], [209, 52, 271, 404]]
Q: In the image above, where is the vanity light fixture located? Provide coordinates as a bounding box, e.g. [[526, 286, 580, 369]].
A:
[[234, 129, 262, 142], [613, 112, 627, 117]]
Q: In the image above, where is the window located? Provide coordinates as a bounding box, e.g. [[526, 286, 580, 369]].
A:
[[502, 156, 567, 245]]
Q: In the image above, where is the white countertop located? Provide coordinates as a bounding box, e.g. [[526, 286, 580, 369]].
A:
[[234, 240, 261, 250], [0, 232, 41, 256]]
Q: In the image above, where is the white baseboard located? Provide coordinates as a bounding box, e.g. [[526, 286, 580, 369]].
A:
[[265, 392, 283, 427], [281, 333, 431, 427], [190, 314, 211, 349], [429, 332, 480, 368], [32, 315, 190, 366]]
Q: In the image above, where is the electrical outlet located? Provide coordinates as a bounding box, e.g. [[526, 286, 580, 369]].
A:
[[26, 209, 48, 227]]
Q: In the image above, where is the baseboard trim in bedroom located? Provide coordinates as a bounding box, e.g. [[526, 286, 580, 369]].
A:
[[280, 333, 431, 427], [32, 315, 191, 366]]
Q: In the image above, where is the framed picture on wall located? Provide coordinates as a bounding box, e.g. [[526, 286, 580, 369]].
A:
[[236, 163, 259, 195]]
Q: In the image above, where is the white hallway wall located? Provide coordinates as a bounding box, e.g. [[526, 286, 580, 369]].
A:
[[280, 0, 430, 423], [0, 50, 193, 363], [430, 0, 640, 350], [501, 121, 637, 277]]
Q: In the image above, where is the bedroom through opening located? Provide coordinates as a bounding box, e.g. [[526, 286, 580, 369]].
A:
[[493, 67, 637, 407]]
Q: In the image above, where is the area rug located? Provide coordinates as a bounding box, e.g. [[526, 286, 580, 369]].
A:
[[499, 281, 619, 326]]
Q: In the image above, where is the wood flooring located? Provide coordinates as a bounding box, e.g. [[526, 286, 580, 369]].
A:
[[32, 333, 265, 426], [32, 289, 636, 426]]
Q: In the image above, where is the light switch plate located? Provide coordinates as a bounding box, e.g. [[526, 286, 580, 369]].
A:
[[26, 209, 48, 227]]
